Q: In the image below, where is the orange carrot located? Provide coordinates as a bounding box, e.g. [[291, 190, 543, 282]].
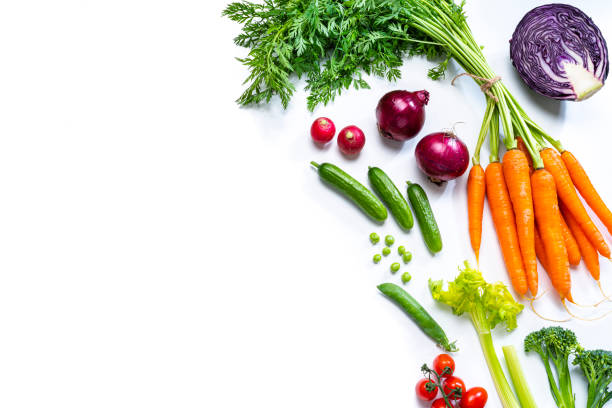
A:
[[467, 164, 486, 261], [502, 149, 537, 296], [534, 226, 548, 273], [531, 168, 571, 299], [485, 162, 527, 295], [561, 202, 600, 281], [540, 148, 610, 258], [559, 213, 581, 266], [562, 150, 612, 235]]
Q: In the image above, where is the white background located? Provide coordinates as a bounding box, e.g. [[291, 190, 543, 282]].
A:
[[0, 0, 611, 407]]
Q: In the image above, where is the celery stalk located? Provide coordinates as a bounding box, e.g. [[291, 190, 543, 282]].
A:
[[503, 345, 538, 408], [471, 310, 520, 408]]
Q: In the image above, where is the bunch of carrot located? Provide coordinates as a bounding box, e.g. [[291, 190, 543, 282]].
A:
[[467, 100, 611, 303]]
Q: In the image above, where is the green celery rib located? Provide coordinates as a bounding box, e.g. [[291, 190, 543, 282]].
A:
[[502, 345, 538, 408], [471, 307, 520, 408]]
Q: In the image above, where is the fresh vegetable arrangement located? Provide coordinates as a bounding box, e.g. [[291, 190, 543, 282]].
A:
[[224, 0, 612, 406]]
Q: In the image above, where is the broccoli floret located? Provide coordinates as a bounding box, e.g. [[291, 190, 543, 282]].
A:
[[524, 326, 579, 408], [573, 349, 612, 408]]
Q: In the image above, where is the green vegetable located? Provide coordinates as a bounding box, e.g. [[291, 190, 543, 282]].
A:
[[407, 181, 442, 253], [398, 246, 405, 255], [222, 0, 449, 110], [378, 283, 456, 352], [573, 349, 612, 408], [311, 162, 387, 222], [373, 254, 382, 264], [370, 232, 380, 244], [403, 252, 413, 263], [502, 345, 538, 408], [382, 248, 391, 256], [368, 167, 414, 230], [401, 272, 412, 283], [385, 235, 394, 246], [524, 326, 579, 408], [430, 262, 524, 408], [390, 262, 400, 273]]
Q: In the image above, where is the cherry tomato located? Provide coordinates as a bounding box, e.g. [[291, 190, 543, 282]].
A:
[[442, 376, 466, 400], [433, 354, 455, 378], [310, 117, 336, 143], [460, 387, 488, 408], [415, 378, 438, 401], [431, 398, 448, 408]]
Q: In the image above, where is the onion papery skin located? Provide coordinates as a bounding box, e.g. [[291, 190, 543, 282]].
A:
[[415, 132, 469, 184], [376, 90, 429, 141], [510, 4, 609, 101]]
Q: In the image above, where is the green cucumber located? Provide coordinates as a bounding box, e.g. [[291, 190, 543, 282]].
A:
[[406, 181, 442, 253], [311, 162, 387, 222], [368, 167, 413, 230]]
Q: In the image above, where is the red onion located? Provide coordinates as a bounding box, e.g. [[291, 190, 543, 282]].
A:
[[337, 125, 365, 155], [376, 90, 429, 141], [415, 131, 469, 184]]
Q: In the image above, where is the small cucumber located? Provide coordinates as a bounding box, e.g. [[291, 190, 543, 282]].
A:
[[311, 162, 387, 222], [406, 181, 442, 253], [368, 167, 413, 230]]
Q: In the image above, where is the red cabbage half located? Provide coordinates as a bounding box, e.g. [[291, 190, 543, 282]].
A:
[[510, 4, 608, 101]]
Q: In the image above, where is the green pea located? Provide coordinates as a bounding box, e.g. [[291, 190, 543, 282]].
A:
[[385, 235, 395, 246], [390, 262, 400, 273], [373, 254, 382, 263], [403, 251, 412, 263], [382, 247, 391, 256], [369, 232, 380, 244], [401, 272, 412, 283], [398, 245, 406, 255]]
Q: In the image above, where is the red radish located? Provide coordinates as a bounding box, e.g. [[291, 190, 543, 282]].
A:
[[310, 117, 336, 143], [337, 125, 365, 155], [415, 131, 469, 184], [376, 90, 429, 141]]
